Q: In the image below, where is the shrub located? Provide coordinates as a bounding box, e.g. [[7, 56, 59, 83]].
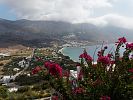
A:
[[17, 86, 29, 93], [33, 37, 133, 100], [0, 86, 8, 98]]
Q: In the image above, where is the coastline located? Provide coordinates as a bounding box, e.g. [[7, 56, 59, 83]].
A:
[[58, 46, 99, 63], [58, 47, 65, 54], [58, 46, 79, 62], [57, 43, 119, 62]]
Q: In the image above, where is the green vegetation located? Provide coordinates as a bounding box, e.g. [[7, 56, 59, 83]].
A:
[[0, 86, 8, 99], [3, 57, 24, 75], [0, 47, 79, 99]]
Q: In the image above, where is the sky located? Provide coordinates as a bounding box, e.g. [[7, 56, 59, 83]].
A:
[[0, 0, 133, 30]]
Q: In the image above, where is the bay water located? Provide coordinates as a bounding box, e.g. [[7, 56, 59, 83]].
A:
[[62, 44, 126, 62]]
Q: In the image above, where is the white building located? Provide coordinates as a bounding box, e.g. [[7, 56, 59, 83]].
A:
[[70, 70, 78, 79], [0, 76, 14, 83], [18, 59, 26, 68], [8, 87, 18, 92], [13, 68, 20, 72], [0, 53, 10, 58]]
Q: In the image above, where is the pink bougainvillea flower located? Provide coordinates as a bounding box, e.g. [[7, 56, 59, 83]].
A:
[[119, 37, 127, 43], [128, 68, 133, 80], [32, 69, 37, 75], [110, 60, 115, 65], [52, 96, 58, 100], [63, 70, 70, 78], [44, 61, 62, 77], [44, 61, 53, 69], [119, 57, 123, 60], [100, 96, 111, 100], [97, 51, 102, 57], [116, 37, 127, 44], [72, 87, 84, 94], [107, 54, 112, 58], [128, 68, 133, 73], [44, 61, 50, 68], [32, 66, 42, 74], [79, 50, 92, 62], [97, 56, 110, 65], [129, 76, 133, 80], [126, 43, 133, 50], [76, 63, 80, 66], [77, 70, 83, 80]]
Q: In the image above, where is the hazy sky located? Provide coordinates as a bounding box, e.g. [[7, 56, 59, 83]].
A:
[[0, 0, 133, 29]]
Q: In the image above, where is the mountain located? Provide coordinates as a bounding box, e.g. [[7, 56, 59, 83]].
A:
[[0, 18, 132, 47]]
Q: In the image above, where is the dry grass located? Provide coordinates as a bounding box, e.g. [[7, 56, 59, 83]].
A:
[[0, 59, 11, 75]]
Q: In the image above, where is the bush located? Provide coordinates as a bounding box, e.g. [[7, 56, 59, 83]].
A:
[[34, 37, 133, 100], [15, 75, 46, 85], [32, 84, 42, 91], [0, 86, 8, 98], [17, 86, 29, 93]]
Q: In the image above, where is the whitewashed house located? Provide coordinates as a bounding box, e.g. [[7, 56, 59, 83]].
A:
[[69, 70, 78, 79], [0, 53, 10, 58], [0, 76, 14, 84], [13, 68, 20, 72], [18, 59, 26, 68], [8, 87, 18, 92]]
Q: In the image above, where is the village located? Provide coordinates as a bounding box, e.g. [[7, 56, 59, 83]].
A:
[[0, 45, 78, 99]]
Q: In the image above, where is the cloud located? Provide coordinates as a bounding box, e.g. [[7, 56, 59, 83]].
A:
[[1, 0, 133, 30], [1, 0, 112, 22], [85, 14, 133, 30], [102, 14, 133, 29]]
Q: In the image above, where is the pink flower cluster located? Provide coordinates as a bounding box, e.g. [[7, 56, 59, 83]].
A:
[[63, 70, 70, 78], [126, 43, 133, 50], [116, 37, 127, 44], [97, 56, 111, 65], [100, 96, 111, 100], [52, 96, 58, 100], [97, 51, 102, 57], [128, 68, 133, 73], [44, 61, 62, 77], [128, 68, 133, 79], [72, 87, 84, 94], [77, 70, 83, 80], [32, 66, 42, 74], [79, 51, 92, 62]]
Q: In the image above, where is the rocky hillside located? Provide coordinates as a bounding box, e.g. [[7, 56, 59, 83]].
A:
[[0, 18, 132, 47]]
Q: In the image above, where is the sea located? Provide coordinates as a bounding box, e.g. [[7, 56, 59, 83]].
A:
[[61, 44, 128, 62]]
